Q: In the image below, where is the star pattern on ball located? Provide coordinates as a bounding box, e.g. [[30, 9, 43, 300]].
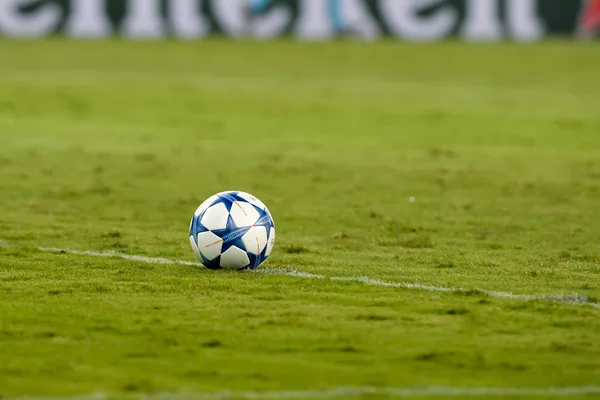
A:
[[189, 191, 275, 271]]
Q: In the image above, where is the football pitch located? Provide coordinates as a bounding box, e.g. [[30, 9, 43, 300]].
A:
[[0, 40, 599, 399]]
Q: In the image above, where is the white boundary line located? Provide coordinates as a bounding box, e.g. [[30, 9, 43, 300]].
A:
[[5, 247, 600, 399], [38, 247, 600, 309], [9, 385, 600, 400]]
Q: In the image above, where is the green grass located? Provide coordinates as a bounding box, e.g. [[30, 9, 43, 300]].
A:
[[0, 39, 599, 399]]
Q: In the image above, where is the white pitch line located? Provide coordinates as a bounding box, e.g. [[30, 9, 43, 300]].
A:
[[261, 270, 600, 308], [38, 247, 203, 267], [9, 385, 600, 400], [38, 247, 600, 309]]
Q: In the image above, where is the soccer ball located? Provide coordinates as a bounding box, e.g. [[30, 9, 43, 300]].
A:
[[189, 191, 275, 270]]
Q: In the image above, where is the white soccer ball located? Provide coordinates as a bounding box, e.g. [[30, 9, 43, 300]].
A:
[[189, 191, 276, 270]]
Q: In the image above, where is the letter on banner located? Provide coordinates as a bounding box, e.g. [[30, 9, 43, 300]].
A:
[[122, 0, 165, 37], [169, 0, 210, 38], [341, 0, 380, 40], [212, 0, 289, 38], [380, 0, 457, 41], [0, 0, 61, 37], [507, 0, 544, 41], [211, 0, 248, 37], [250, 2, 291, 38], [461, 0, 503, 40], [66, 0, 112, 37], [295, 0, 380, 40], [295, 0, 333, 39]]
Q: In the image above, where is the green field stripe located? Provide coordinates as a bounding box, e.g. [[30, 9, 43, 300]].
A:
[[8, 385, 600, 400], [37, 246, 600, 309]]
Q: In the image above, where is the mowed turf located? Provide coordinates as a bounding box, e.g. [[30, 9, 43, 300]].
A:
[[0, 40, 599, 399]]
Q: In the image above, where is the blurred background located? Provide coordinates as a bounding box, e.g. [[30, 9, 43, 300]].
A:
[[0, 0, 598, 41]]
